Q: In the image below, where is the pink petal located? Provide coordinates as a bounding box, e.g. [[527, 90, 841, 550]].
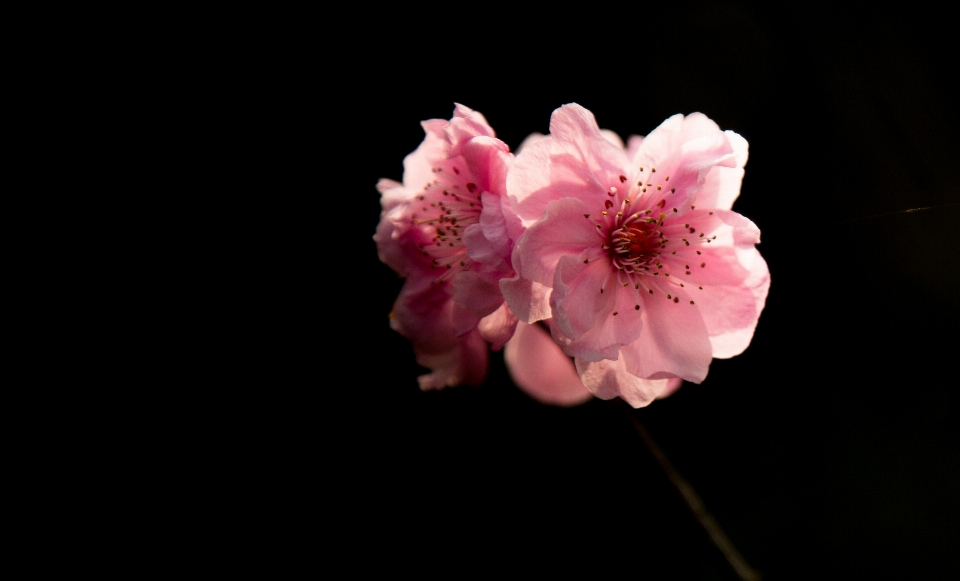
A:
[[657, 377, 684, 399], [510, 197, 599, 287], [641, 112, 722, 156], [493, 188, 526, 251], [508, 137, 613, 226], [693, 254, 769, 358], [515, 132, 545, 155], [505, 322, 593, 407], [508, 105, 631, 226], [631, 114, 739, 213], [373, 205, 407, 275], [461, 222, 501, 270], [575, 356, 674, 408], [625, 135, 644, 160], [464, 190, 516, 271], [630, 114, 687, 170], [698, 130, 749, 210], [477, 302, 518, 351], [665, 209, 769, 358], [447, 103, 496, 146], [461, 136, 511, 198], [402, 126, 444, 188], [390, 275, 458, 354], [375, 178, 405, 211], [621, 284, 714, 383], [416, 327, 489, 390], [549, 104, 631, 180], [506, 135, 555, 223], [452, 270, 504, 320], [599, 129, 625, 149], [450, 300, 482, 338], [500, 273, 553, 324], [550, 254, 644, 361]]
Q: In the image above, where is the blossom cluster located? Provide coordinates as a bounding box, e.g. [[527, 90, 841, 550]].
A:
[[375, 103, 769, 408]]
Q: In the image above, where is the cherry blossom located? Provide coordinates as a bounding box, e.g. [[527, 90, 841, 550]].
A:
[[502, 104, 769, 407], [375, 104, 522, 389]]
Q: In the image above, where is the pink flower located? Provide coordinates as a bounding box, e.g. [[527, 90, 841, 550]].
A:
[[502, 104, 769, 407], [375, 104, 522, 389]]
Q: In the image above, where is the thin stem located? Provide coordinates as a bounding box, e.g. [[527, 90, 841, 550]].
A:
[[619, 399, 761, 581]]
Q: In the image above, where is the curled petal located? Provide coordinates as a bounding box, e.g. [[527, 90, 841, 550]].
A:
[[462, 136, 512, 201], [461, 189, 517, 272], [697, 130, 749, 210], [632, 114, 739, 213], [373, 210, 406, 276], [575, 356, 674, 408], [461, 222, 503, 271], [500, 273, 552, 324], [657, 377, 684, 399], [477, 302, 519, 351], [375, 178, 406, 212], [445, 103, 496, 151]]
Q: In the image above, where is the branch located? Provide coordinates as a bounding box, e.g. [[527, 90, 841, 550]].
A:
[[619, 400, 762, 581]]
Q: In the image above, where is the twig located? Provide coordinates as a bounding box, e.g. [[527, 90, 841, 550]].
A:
[[619, 400, 761, 581]]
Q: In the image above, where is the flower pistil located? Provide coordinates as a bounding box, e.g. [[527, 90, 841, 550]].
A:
[[584, 170, 718, 311]]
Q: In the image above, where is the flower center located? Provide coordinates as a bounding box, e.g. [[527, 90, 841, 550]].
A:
[[596, 182, 669, 276], [611, 219, 663, 273], [585, 171, 717, 306], [408, 165, 482, 284]]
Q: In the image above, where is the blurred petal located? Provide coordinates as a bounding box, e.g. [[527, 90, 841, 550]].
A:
[[505, 322, 593, 407]]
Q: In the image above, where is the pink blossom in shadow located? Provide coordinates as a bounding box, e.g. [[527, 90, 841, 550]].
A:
[[502, 104, 769, 407], [375, 104, 522, 389]]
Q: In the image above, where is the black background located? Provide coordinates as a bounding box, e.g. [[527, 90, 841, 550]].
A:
[[339, 4, 959, 578]]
